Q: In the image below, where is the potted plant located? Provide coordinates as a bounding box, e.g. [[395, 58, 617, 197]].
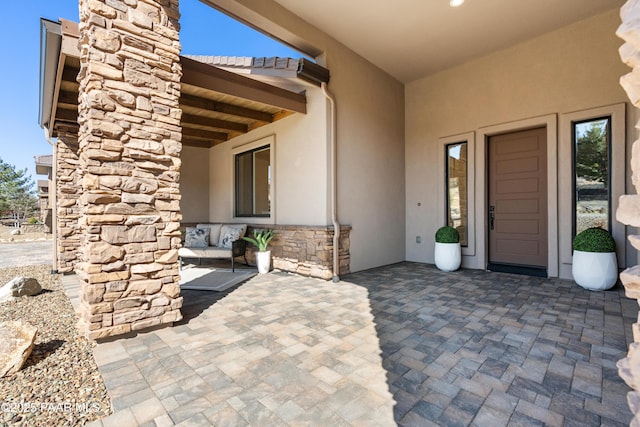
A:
[[572, 227, 617, 291], [434, 226, 461, 272], [242, 229, 274, 274]]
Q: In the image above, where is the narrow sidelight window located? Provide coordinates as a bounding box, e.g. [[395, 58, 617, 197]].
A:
[[235, 146, 271, 217], [446, 142, 468, 246], [573, 117, 611, 235]]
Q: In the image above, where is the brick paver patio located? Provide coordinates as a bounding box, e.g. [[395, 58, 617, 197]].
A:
[[77, 262, 637, 426]]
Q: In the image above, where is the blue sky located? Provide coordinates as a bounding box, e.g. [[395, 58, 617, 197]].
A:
[[0, 0, 300, 183]]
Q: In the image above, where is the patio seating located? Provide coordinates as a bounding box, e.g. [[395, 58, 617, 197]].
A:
[[178, 223, 248, 272]]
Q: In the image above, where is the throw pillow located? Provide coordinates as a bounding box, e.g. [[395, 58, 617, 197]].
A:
[[218, 224, 247, 249], [196, 223, 223, 246], [184, 227, 210, 248]]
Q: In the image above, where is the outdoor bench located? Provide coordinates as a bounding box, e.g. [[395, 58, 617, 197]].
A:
[[178, 223, 248, 272]]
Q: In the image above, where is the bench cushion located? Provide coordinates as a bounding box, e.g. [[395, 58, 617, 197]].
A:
[[178, 247, 233, 258]]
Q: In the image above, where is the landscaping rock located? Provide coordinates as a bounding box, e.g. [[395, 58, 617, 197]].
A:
[[0, 277, 42, 302], [0, 321, 37, 377], [9, 229, 20, 236]]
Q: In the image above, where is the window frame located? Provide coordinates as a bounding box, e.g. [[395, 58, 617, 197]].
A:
[[231, 135, 275, 224], [558, 103, 625, 272], [571, 115, 612, 239], [439, 132, 475, 257], [445, 141, 469, 247]]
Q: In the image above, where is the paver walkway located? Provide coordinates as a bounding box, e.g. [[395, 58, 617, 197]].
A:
[[79, 262, 637, 426]]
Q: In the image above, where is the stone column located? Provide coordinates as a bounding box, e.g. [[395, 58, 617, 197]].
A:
[[56, 135, 81, 273], [617, 1, 640, 424], [77, 0, 183, 340]]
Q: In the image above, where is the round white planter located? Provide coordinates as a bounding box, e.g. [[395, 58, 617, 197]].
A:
[[434, 242, 461, 272], [256, 250, 271, 274], [572, 250, 617, 291]]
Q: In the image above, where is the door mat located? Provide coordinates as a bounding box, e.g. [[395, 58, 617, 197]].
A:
[[180, 267, 256, 292]]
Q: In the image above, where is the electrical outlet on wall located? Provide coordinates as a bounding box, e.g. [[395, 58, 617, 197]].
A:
[[416, 236, 422, 244]]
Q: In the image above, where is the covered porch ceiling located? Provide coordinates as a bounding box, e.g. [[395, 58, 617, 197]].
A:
[[41, 19, 328, 148], [206, 0, 624, 83]]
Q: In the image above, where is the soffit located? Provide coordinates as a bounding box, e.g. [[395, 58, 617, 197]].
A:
[[46, 21, 310, 149], [270, 0, 624, 83]]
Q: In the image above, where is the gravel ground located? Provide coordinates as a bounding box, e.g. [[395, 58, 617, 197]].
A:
[[0, 265, 111, 426]]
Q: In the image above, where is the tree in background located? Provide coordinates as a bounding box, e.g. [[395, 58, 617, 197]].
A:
[[0, 158, 38, 227], [575, 120, 608, 185]]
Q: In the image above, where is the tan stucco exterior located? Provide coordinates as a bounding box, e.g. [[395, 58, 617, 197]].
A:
[[208, 86, 329, 226], [405, 8, 634, 278], [180, 146, 210, 223], [204, 0, 407, 273]]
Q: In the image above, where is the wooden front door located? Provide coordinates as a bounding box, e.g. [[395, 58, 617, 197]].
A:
[[488, 127, 547, 273]]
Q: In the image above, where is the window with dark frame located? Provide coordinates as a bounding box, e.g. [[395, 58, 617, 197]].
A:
[[235, 145, 271, 217], [445, 142, 468, 247], [572, 116, 611, 237]]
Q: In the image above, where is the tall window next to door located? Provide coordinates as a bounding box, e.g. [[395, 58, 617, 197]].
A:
[[446, 142, 468, 246], [573, 117, 611, 235], [235, 146, 271, 217]]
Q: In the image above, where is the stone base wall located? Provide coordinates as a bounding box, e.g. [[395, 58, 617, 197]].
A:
[[246, 225, 351, 280], [56, 137, 81, 273], [181, 223, 351, 280], [616, 2, 640, 424]]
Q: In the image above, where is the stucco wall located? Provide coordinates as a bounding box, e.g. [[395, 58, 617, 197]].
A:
[[180, 146, 210, 223], [206, 0, 407, 272], [209, 86, 329, 226], [405, 8, 632, 276]]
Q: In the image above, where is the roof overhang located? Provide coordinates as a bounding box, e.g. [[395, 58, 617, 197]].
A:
[[39, 19, 328, 148]]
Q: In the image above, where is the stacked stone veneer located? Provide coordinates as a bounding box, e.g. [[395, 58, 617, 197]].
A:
[[182, 224, 351, 279], [245, 225, 351, 279], [617, 1, 640, 424], [56, 136, 81, 273], [76, 0, 183, 339]]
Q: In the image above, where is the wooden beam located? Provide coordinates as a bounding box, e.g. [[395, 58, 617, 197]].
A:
[[53, 123, 79, 137], [181, 56, 306, 114], [55, 107, 78, 123], [181, 113, 247, 133], [182, 127, 228, 142], [180, 93, 274, 123], [181, 136, 215, 148]]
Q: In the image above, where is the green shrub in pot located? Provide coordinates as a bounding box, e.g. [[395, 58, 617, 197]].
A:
[[435, 226, 459, 244], [434, 226, 461, 272], [572, 227, 616, 253]]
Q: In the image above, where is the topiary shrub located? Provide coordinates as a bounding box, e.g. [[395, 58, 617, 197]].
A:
[[27, 217, 39, 225], [573, 227, 615, 253], [435, 226, 459, 244]]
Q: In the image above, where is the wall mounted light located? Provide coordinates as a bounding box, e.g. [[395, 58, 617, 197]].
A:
[[450, 0, 464, 7]]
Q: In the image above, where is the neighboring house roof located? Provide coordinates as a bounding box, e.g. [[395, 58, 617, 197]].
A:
[[34, 154, 53, 175], [34, 155, 52, 167], [39, 19, 330, 149]]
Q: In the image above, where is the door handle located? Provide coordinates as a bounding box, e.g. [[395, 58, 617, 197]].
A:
[[489, 205, 495, 230]]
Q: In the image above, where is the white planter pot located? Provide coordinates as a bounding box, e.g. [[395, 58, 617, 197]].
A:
[[572, 250, 617, 291], [434, 242, 461, 272], [256, 250, 271, 274]]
